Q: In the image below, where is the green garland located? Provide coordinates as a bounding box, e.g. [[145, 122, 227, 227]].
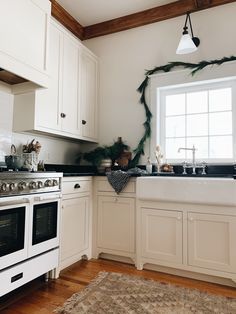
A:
[[131, 55, 236, 166]]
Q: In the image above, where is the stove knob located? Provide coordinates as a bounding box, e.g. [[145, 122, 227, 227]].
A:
[[9, 183, 16, 191], [52, 179, 58, 186], [38, 181, 43, 188], [29, 181, 37, 189], [0, 183, 7, 192], [18, 181, 27, 191], [45, 179, 52, 187]]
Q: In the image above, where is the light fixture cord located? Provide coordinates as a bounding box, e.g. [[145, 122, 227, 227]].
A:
[[187, 13, 195, 38], [184, 13, 189, 29]]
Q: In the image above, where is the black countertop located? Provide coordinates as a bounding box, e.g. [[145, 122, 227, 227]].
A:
[[63, 172, 95, 177], [45, 164, 235, 178]]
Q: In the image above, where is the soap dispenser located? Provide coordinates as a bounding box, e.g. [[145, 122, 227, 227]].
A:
[[146, 157, 152, 174]]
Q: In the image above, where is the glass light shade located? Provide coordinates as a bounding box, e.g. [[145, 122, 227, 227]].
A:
[[176, 33, 198, 54]]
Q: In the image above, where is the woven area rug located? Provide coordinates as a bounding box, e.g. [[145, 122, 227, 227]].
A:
[[55, 271, 236, 314]]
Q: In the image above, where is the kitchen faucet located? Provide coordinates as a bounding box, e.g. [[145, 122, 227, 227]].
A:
[[178, 145, 197, 174]]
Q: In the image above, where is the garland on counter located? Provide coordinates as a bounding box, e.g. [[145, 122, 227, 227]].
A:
[[131, 55, 236, 166]]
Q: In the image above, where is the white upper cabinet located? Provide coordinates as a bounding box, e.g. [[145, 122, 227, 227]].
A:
[[61, 35, 80, 136], [36, 21, 80, 136], [0, 0, 51, 87], [35, 21, 63, 132], [13, 19, 98, 142], [80, 48, 98, 141]]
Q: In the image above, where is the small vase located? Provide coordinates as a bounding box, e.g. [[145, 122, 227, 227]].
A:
[[22, 152, 39, 171], [156, 163, 161, 173], [97, 158, 112, 174]]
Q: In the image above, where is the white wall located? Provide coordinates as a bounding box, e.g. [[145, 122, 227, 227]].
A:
[[0, 91, 81, 165], [84, 3, 236, 163]]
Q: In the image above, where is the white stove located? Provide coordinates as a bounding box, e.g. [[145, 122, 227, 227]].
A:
[[0, 171, 62, 297]]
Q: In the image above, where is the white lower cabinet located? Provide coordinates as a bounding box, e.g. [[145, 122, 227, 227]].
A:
[[97, 196, 135, 253], [93, 177, 136, 262], [59, 176, 236, 285], [137, 201, 236, 283], [60, 177, 92, 271], [141, 208, 182, 264], [61, 197, 89, 260], [188, 212, 236, 273]]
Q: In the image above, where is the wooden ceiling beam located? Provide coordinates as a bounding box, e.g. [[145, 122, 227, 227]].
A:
[[50, 0, 84, 40], [50, 0, 236, 41], [83, 0, 236, 40]]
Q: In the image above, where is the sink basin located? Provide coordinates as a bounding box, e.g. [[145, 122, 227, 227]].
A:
[[137, 176, 236, 206]]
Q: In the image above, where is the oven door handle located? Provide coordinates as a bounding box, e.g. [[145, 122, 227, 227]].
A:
[[34, 195, 61, 202], [0, 198, 29, 207]]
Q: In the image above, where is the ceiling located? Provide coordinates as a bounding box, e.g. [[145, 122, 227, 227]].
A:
[[56, 0, 176, 26]]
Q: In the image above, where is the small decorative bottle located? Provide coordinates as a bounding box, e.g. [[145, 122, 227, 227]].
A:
[[155, 145, 163, 173], [146, 157, 152, 174]]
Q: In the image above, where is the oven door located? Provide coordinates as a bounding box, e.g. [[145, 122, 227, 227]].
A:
[[28, 193, 61, 257], [0, 197, 30, 270]]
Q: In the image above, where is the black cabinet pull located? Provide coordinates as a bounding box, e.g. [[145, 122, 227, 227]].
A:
[[74, 183, 80, 189], [61, 113, 66, 118], [82, 120, 87, 125], [11, 272, 23, 283]]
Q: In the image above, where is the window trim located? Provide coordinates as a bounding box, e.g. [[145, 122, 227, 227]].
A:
[[149, 62, 236, 164]]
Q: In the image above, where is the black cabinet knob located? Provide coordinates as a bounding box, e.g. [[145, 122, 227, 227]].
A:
[[61, 113, 66, 118], [82, 120, 87, 125], [74, 183, 81, 189]]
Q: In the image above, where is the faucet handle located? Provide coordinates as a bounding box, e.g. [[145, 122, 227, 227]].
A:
[[200, 161, 207, 175], [182, 161, 187, 175]]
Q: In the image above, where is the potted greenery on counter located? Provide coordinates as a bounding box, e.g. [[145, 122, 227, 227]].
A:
[[83, 137, 129, 172]]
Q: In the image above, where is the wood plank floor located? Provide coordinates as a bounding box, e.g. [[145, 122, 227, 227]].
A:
[[1, 258, 236, 313]]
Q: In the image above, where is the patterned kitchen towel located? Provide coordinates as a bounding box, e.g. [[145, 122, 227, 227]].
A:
[[127, 167, 147, 175], [106, 170, 131, 194]]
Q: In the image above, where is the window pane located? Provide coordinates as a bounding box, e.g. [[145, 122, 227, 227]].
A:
[[209, 88, 231, 112], [186, 91, 207, 114], [187, 137, 208, 159], [209, 112, 232, 135], [166, 116, 185, 137], [166, 138, 185, 159], [187, 114, 208, 136], [166, 94, 185, 116], [209, 136, 233, 158]]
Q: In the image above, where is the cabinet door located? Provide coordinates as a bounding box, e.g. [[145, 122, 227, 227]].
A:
[[61, 35, 80, 135], [61, 197, 89, 262], [0, 0, 50, 86], [35, 22, 62, 131], [188, 212, 236, 272], [97, 196, 135, 253], [141, 208, 183, 264], [80, 50, 98, 141]]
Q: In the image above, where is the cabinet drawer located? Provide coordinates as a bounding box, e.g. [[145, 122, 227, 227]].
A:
[[0, 249, 58, 297], [62, 180, 91, 195], [97, 179, 135, 193]]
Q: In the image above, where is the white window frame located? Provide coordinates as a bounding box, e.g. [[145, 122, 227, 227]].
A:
[[149, 61, 236, 164]]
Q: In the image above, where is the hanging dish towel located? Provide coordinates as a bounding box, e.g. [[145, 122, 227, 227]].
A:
[[106, 170, 131, 194]]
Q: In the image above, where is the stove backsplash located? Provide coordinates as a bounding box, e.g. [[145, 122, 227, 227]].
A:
[[0, 90, 81, 166]]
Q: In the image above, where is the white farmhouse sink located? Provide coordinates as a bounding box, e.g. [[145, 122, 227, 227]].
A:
[[136, 176, 236, 206]]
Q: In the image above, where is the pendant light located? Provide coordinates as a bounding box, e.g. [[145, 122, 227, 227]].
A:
[[176, 13, 200, 55]]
